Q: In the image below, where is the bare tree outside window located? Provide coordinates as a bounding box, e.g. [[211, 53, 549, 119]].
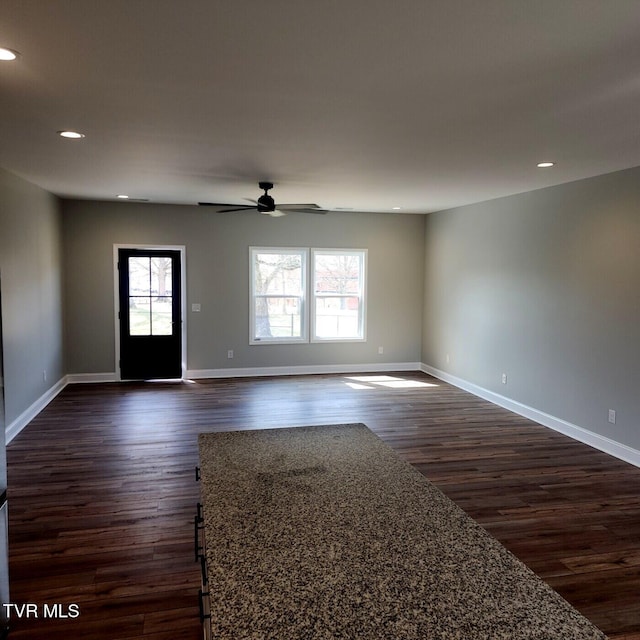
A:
[[315, 254, 360, 306], [152, 257, 172, 298]]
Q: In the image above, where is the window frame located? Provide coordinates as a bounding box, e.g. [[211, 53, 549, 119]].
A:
[[249, 246, 367, 345], [310, 248, 367, 343], [249, 247, 309, 345]]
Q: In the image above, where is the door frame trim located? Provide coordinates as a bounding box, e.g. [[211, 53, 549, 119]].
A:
[[113, 244, 187, 381]]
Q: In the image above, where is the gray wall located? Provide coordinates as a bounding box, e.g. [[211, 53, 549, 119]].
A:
[[422, 166, 640, 450], [0, 168, 64, 426], [62, 200, 425, 375]]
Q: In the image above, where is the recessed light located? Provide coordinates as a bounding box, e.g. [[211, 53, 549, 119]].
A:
[[0, 47, 19, 61], [392, 206, 401, 210], [57, 130, 85, 139], [117, 194, 129, 199], [537, 161, 555, 168]]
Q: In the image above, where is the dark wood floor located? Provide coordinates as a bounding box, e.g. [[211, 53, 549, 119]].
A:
[[6, 372, 640, 639]]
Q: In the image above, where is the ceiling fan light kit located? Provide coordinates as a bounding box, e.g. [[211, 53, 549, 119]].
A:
[[0, 47, 19, 61]]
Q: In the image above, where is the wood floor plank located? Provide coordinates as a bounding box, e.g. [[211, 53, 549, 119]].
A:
[[6, 373, 640, 638]]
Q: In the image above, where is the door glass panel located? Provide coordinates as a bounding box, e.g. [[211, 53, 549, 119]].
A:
[[126, 257, 176, 336], [129, 257, 151, 295], [129, 297, 151, 335], [152, 297, 173, 335], [151, 257, 172, 297]]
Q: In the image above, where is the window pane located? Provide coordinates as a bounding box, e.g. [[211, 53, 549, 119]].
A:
[[255, 297, 302, 339], [251, 248, 308, 343], [152, 297, 173, 335], [129, 257, 151, 295], [129, 297, 151, 335], [254, 253, 303, 296], [315, 296, 360, 338], [314, 254, 361, 295], [151, 257, 172, 297], [313, 250, 365, 341]]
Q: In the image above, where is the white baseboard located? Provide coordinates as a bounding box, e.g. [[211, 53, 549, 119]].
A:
[[6, 376, 68, 444], [187, 362, 423, 380], [66, 372, 119, 384], [421, 363, 640, 468], [66, 363, 422, 383]]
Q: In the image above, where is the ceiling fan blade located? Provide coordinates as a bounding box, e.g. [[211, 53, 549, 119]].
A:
[[216, 206, 256, 213], [281, 208, 329, 215], [276, 203, 322, 210]]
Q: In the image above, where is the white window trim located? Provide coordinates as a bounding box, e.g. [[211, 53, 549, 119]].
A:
[[250, 246, 367, 345], [311, 248, 367, 343], [249, 247, 309, 345]]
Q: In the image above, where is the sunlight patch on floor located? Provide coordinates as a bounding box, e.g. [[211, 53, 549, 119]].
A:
[[344, 375, 438, 390], [345, 382, 376, 390]]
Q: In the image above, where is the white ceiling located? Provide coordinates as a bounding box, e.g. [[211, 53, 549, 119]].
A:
[[2, 0, 640, 213]]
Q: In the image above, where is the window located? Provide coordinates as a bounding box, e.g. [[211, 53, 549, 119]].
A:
[[250, 247, 366, 344], [250, 248, 308, 343], [312, 250, 366, 341]]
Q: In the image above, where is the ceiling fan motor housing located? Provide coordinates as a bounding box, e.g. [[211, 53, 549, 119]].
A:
[[257, 194, 275, 212]]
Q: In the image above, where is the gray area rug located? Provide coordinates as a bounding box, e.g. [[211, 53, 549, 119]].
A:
[[198, 423, 606, 639]]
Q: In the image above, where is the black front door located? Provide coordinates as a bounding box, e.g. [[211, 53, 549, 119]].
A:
[[118, 248, 182, 380]]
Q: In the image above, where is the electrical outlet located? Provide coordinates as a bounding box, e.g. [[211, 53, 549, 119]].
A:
[[446, 353, 450, 364], [227, 350, 234, 359], [501, 373, 507, 384], [43, 370, 47, 382], [191, 303, 201, 312], [378, 346, 384, 355], [608, 409, 616, 424]]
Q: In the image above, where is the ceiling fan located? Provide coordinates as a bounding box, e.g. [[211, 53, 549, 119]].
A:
[[198, 182, 329, 217]]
